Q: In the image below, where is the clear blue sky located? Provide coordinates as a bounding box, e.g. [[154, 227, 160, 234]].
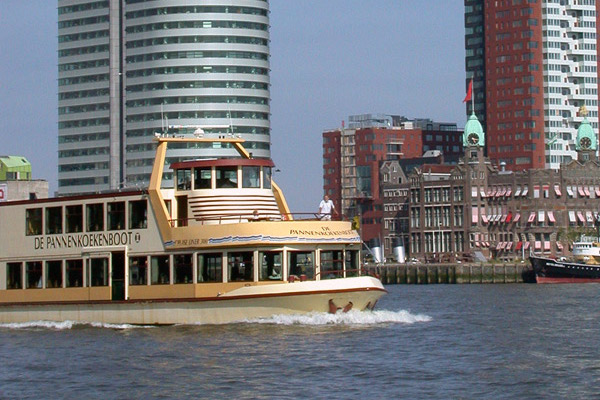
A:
[[0, 1, 465, 212]]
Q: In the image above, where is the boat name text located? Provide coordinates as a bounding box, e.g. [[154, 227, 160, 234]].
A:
[[34, 232, 141, 250]]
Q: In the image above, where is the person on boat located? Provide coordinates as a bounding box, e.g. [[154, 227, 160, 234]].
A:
[[318, 195, 336, 220]]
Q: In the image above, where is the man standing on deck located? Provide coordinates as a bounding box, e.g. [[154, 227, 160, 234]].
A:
[[319, 195, 336, 220]]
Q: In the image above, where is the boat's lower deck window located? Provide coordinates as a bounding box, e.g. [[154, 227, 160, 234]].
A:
[[6, 262, 22, 289], [259, 251, 282, 281], [151, 256, 170, 284], [25, 261, 43, 289], [89, 258, 108, 287], [66, 259, 83, 287], [228, 252, 253, 282], [198, 253, 222, 283], [320, 251, 343, 279], [129, 257, 148, 285], [288, 251, 314, 280], [46, 261, 63, 288], [174, 254, 193, 284]]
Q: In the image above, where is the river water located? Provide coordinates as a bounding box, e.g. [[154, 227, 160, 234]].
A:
[[1, 284, 599, 399]]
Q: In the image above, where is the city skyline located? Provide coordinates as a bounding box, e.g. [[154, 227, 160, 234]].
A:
[[1, 1, 464, 212]]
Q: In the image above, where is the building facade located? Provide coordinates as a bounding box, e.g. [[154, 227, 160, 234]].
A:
[[58, 0, 270, 195], [464, 0, 600, 171], [0, 156, 48, 202]]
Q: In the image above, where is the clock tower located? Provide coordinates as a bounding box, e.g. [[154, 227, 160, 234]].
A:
[[575, 106, 597, 162], [463, 111, 485, 161]]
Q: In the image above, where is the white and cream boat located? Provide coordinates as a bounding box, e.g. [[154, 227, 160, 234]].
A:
[[0, 135, 385, 324]]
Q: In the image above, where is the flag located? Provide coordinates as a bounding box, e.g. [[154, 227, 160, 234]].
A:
[[463, 79, 473, 103]]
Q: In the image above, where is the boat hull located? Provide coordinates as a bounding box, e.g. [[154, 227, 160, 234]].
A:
[[530, 255, 600, 284], [0, 277, 386, 325]]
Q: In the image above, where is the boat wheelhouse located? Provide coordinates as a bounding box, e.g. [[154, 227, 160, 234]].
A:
[[0, 136, 385, 324]]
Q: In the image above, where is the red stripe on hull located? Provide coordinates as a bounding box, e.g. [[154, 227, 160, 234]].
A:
[[536, 276, 600, 284]]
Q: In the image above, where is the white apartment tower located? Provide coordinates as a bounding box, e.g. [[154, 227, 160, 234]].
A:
[[58, 0, 270, 194]]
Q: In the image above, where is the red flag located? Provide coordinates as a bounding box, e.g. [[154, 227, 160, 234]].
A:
[[463, 79, 473, 103]]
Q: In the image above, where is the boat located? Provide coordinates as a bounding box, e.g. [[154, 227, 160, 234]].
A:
[[529, 235, 600, 283], [0, 134, 385, 324]]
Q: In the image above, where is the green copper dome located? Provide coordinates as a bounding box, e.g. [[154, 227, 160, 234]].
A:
[[576, 117, 597, 151], [463, 112, 485, 147]]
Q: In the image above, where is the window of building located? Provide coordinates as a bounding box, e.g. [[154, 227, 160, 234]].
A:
[[174, 254, 193, 284], [259, 251, 282, 281], [129, 256, 148, 285], [66, 205, 83, 233], [198, 253, 222, 283], [46, 260, 63, 288], [108, 202, 125, 230], [66, 259, 83, 287], [6, 262, 22, 289], [86, 203, 104, 232], [45, 207, 63, 234], [26, 208, 42, 236], [151, 256, 170, 284], [89, 258, 108, 286], [242, 166, 260, 188], [129, 200, 148, 229], [194, 168, 212, 189], [228, 251, 254, 282]]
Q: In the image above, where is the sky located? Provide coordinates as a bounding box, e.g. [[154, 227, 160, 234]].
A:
[[0, 1, 465, 212]]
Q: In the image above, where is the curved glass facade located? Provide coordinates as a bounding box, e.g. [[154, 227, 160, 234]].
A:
[[58, 0, 270, 194]]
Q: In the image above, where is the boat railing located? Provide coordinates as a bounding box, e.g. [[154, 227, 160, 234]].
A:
[[169, 213, 348, 226]]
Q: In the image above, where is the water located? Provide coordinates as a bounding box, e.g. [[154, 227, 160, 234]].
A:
[[1, 284, 599, 399]]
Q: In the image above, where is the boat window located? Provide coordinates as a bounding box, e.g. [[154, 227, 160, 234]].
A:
[[129, 256, 148, 285], [108, 202, 126, 231], [6, 262, 22, 289], [26, 208, 42, 236], [320, 250, 343, 279], [345, 250, 359, 277], [46, 260, 63, 288], [66, 205, 83, 233], [25, 261, 43, 289], [177, 169, 192, 190], [151, 256, 170, 284], [259, 251, 282, 281], [242, 166, 260, 188], [86, 203, 104, 232], [288, 251, 314, 281], [89, 258, 108, 287], [263, 167, 272, 189], [216, 167, 238, 188], [46, 207, 63, 235], [129, 200, 148, 229], [197, 253, 222, 283], [174, 254, 193, 284], [66, 259, 83, 287], [194, 168, 212, 189], [228, 252, 254, 282]]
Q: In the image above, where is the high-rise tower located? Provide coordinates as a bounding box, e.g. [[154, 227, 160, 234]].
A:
[[464, 0, 599, 171], [58, 1, 270, 195]]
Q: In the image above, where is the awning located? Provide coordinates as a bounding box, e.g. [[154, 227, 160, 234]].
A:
[[554, 185, 562, 197], [501, 214, 508, 223], [577, 211, 585, 223], [481, 215, 489, 224], [514, 188, 522, 197], [587, 211, 594, 222], [489, 188, 497, 197], [506, 212, 513, 223], [522, 187, 529, 197], [480, 189, 487, 198], [496, 189, 503, 198], [505, 188, 512, 197], [475, 241, 480, 247], [484, 242, 490, 247], [584, 187, 591, 197], [515, 241, 523, 251], [487, 214, 494, 223], [569, 211, 576, 223], [535, 241, 542, 250], [578, 187, 586, 197], [487, 188, 493, 197], [496, 242, 503, 250], [506, 242, 513, 250], [500, 187, 507, 196], [528, 212, 536, 223], [557, 242, 563, 250], [567, 187, 574, 197], [548, 211, 555, 223], [524, 242, 531, 250], [496, 215, 502, 222], [513, 213, 521, 223], [596, 188, 600, 197], [544, 241, 551, 251]]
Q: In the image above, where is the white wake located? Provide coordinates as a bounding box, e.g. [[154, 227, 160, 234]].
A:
[[0, 320, 153, 330], [247, 309, 432, 326]]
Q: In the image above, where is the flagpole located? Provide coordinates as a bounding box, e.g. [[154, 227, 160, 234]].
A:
[[470, 77, 474, 115]]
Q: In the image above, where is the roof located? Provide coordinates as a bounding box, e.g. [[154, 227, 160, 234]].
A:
[[0, 156, 30, 169]]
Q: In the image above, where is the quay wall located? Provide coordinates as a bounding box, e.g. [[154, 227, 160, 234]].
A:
[[367, 263, 534, 284]]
